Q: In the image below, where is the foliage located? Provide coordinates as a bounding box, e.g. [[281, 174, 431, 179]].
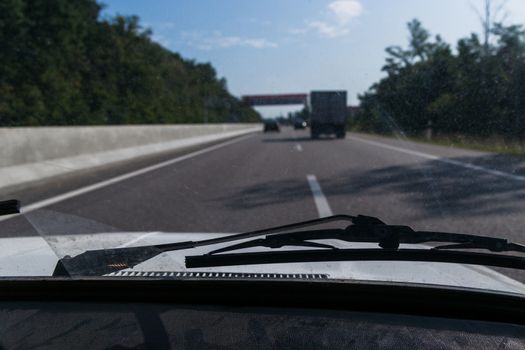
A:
[[352, 18, 525, 139], [0, 0, 260, 126]]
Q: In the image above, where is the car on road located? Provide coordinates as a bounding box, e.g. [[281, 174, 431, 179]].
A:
[[263, 119, 280, 132], [294, 117, 308, 129]]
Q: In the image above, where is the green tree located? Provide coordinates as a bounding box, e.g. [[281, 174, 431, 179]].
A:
[[353, 16, 525, 141], [0, 0, 260, 126]]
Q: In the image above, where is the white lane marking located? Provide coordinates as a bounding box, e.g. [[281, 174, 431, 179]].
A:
[[349, 136, 525, 181], [295, 144, 303, 152], [1, 134, 255, 223], [117, 232, 160, 248], [306, 175, 333, 218]]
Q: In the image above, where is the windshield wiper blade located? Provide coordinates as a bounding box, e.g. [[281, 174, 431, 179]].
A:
[[185, 248, 525, 270], [186, 215, 525, 269], [203, 215, 525, 256], [52, 213, 525, 276], [53, 215, 356, 276]]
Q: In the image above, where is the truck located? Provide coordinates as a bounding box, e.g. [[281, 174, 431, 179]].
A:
[[309, 91, 347, 139]]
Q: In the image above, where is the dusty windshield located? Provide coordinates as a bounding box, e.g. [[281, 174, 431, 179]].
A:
[[1, 0, 525, 290]]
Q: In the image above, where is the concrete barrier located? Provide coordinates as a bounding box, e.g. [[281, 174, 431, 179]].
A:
[[0, 124, 260, 190]]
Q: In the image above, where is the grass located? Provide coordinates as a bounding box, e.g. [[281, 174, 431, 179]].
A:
[[408, 134, 525, 156], [352, 129, 525, 156]]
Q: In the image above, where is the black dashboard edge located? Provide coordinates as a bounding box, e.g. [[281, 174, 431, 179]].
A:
[[0, 278, 524, 325]]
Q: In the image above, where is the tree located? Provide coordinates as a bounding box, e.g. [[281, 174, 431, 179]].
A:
[[352, 16, 525, 140], [0, 0, 260, 126], [471, 0, 509, 55]]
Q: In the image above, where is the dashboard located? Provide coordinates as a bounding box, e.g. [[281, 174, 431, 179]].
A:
[[1, 278, 524, 349], [1, 302, 524, 349]]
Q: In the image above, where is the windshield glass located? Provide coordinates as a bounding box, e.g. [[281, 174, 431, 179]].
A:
[[1, 0, 525, 293]]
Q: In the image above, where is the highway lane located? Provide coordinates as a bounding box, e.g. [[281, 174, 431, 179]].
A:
[[2, 127, 525, 281]]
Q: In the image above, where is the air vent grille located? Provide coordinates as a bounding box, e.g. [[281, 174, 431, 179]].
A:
[[107, 271, 329, 280]]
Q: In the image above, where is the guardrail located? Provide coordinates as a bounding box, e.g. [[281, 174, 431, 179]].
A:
[[0, 124, 260, 191]]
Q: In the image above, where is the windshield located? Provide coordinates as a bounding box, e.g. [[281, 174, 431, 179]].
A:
[[1, 0, 525, 293]]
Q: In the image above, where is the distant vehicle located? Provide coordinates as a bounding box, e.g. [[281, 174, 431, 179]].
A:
[[263, 119, 280, 132], [294, 118, 308, 129], [309, 91, 347, 139]]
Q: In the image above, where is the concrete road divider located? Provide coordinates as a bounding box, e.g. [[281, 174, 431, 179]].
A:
[[0, 124, 260, 191]]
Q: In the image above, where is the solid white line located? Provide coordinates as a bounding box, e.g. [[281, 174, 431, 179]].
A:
[[306, 175, 333, 218], [295, 144, 303, 152], [1, 134, 255, 222], [349, 136, 525, 181]]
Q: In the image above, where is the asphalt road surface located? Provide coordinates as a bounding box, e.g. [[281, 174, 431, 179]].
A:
[[2, 127, 525, 281]]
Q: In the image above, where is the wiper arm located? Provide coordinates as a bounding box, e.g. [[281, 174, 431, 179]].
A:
[[53, 215, 356, 276], [204, 215, 525, 255], [186, 215, 525, 269], [206, 230, 342, 255]]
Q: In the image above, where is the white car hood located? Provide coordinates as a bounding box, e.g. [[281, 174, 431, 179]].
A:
[[2, 231, 525, 295]]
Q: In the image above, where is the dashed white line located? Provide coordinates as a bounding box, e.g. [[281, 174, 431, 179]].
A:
[[349, 136, 525, 181], [306, 175, 333, 218], [295, 144, 303, 152], [0, 134, 255, 222]]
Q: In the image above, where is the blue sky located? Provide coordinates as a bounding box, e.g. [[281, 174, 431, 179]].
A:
[[101, 0, 525, 117]]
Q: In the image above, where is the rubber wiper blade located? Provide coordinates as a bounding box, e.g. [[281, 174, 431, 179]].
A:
[[186, 248, 525, 270]]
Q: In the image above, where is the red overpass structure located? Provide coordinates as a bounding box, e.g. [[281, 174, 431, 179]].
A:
[[242, 93, 308, 106]]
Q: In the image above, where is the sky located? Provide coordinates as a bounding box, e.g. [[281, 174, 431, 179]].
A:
[[101, 0, 525, 118]]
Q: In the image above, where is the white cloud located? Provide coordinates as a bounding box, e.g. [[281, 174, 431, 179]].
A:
[[243, 38, 278, 49], [293, 0, 362, 38], [307, 20, 350, 38], [181, 31, 278, 50], [328, 0, 363, 25]]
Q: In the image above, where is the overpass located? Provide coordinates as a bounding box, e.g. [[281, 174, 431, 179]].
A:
[[242, 93, 307, 106]]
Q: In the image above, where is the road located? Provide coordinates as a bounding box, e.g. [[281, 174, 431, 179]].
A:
[[2, 127, 525, 281]]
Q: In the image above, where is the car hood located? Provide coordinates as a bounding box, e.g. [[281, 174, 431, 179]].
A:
[[2, 231, 525, 295]]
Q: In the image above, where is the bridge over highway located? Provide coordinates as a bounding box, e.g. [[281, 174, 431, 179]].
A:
[[242, 93, 307, 106]]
